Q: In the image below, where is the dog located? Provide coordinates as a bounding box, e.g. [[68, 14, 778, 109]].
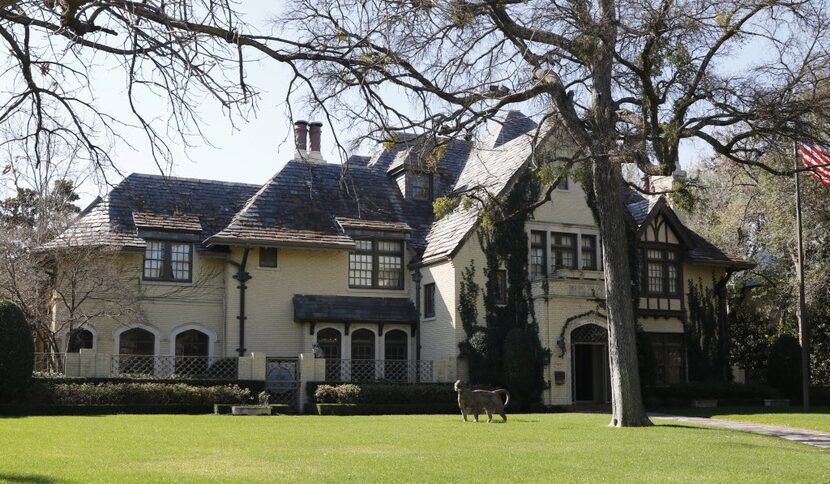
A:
[[454, 380, 510, 423]]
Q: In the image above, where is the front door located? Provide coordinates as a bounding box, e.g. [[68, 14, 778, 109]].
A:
[[571, 324, 611, 403]]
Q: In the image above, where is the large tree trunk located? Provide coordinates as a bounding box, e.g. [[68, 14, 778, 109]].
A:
[[590, 0, 651, 427], [593, 161, 652, 427]]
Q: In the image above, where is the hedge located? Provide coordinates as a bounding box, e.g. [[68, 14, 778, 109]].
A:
[[311, 403, 460, 416], [644, 381, 779, 406], [32, 377, 266, 394], [0, 404, 214, 416], [25, 381, 252, 406], [308, 382, 455, 405]]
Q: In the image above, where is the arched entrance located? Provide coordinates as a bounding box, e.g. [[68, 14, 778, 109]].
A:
[[317, 328, 342, 381], [571, 323, 611, 403]]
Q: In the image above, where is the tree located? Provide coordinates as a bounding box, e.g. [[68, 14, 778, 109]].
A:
[[0, 299, 34, 400], [689, 153, 830, 384]]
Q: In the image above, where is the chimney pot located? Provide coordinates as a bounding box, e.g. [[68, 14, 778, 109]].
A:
[[309, 122, 323, 153], [294, 120, 309, 154]]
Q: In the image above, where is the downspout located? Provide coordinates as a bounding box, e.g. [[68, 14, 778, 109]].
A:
[[411, 268, 422, 363], [227, 247, 251, 357]]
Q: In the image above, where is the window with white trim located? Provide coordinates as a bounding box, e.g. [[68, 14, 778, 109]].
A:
[[349, 239, 404, 289], [143, 241, 192, 282], [643, 248, 681, 296]]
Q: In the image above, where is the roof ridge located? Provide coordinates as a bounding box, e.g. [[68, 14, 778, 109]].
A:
[[125, 172, 261, 188]]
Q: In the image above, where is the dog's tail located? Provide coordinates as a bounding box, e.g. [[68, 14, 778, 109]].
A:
[[496, 389, 510, 407]]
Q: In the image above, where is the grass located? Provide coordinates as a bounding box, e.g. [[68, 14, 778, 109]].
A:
[[671, 406, 830, 433], [1, 413, 830, 483]]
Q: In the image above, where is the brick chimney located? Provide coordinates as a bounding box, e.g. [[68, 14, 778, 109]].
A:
[[293, 120, 308, 159], [308, 122, 324, 163]]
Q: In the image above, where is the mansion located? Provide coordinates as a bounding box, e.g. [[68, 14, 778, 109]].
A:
[[46, 112, 751, 407]]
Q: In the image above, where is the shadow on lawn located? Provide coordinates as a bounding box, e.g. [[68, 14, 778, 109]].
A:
[[658, 406, 830, 418], [0, 474, 58, 483]]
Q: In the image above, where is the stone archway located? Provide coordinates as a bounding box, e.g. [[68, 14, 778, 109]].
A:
[[571, 323, 611, 403]]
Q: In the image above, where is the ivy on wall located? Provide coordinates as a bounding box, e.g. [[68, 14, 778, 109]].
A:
[[686, 277, 723, 381], [457, 171, 551, 408]]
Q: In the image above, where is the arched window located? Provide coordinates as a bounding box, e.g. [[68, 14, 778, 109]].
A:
[[67, 329, 94, 353], [384, 330, 408, 382], [117, 328, 156, 376], [119, 328, 155, 355], [351, 329, 376, 381], [317, 328, 342, 381], [175, 329, 209, 357]]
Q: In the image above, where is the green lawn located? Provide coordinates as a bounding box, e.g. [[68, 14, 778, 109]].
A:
[[1, 413, 830, 483], [672, 406, 830, 433]]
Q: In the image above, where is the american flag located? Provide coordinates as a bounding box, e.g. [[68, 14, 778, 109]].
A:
[[798, 142, 830, 187]]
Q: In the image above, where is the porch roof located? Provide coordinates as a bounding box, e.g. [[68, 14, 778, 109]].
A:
[[292, 295, 418, 325]]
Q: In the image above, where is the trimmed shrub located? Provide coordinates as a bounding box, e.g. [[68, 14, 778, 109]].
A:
[[42, 382, 251, 405], [644, 381, 778, 406], [767, 334, 802, 400], [312, 383, 455, 405], [0, 300, 34, 400]]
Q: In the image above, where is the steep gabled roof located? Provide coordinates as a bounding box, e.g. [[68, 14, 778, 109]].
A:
[[623, 189, 753, 269], [44, 173, 260, 250], [205, 161, 410, 249]]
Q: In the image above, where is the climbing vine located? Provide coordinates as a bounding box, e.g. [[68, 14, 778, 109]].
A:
[[458, 170, 551, 408], [686, 277, 722, 381]]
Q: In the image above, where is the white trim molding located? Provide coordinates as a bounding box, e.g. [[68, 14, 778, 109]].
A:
[[113, 323, 161, 356], [169, 323, 217, 358]]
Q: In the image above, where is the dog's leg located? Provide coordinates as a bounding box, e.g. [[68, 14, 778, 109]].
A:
[[500, 412, 507, 422], [474, 413, 479, 422], [486, 410, 493, 423], [461, 410, 468, 422]]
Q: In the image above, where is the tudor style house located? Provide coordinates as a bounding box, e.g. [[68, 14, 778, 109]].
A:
[[45, 112, 751, 407]]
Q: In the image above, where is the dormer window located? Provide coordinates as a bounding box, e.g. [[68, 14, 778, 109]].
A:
[[143, 241, 192, 282], [410, 173, 433, 201]]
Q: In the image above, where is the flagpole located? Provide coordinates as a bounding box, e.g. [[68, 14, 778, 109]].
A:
[[794, 142, 810, 410]]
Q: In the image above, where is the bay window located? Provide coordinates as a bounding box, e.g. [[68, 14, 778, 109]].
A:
[[551, 232, 577, 270], [530, 231, 547, 279]]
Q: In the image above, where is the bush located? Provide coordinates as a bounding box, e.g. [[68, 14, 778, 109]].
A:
[[767, 333, 802, 400], [0, 300, 34, 400], [312, 383, 454, 405], [644, 381, 778, 406], [39, 382, 251, 405]]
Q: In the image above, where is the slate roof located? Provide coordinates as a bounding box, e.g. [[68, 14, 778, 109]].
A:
[[44, 173, 260, 250], [293, 295, 418, 324], [205, 161, 409, 249]]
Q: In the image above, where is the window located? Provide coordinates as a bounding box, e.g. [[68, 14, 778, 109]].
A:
[[349, 239, 404, 289], [581, 235, 598, 270], [651, 333, 685, 385], [492, 269, 507, 305], [259, 247, 278, 268], [643, 248, 681, 296], [410, 173, 433, 201], [67, 329, 93, 353], [143, 241, 192, 282], [424, 283, 436, 318], [175, 329, 209, 357], [530, 231, 547, 279], [119, 328, 155, 355], [551, 232, 577, 270], [557, 177, 569, 190]]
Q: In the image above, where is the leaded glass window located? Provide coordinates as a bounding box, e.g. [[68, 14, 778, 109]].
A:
[[530, 231, 547, 279], [643, 248, 681, 296], [581, 235, 597, 270], [551, 232, 577, 270]]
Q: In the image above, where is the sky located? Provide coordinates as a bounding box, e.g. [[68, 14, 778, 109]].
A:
[[2, 2, 775, 207]]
